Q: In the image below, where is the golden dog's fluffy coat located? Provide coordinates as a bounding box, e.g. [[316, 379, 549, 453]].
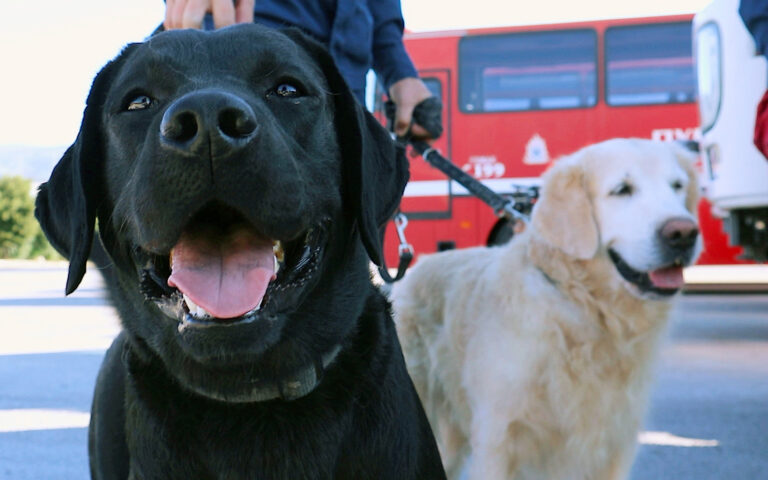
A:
[[392, 139, 701, 480]]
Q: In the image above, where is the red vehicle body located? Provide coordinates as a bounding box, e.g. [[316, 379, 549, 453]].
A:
[[379, 14, 746, 268]]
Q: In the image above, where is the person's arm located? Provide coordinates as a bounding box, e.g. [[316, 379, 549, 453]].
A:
[[164, 0, 254, 30], [739, 0, 768, 57], [369, 0, 438, 140], [368, 0, 417, 91]]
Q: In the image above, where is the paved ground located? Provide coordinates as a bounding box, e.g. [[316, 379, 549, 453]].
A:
[[629, 294, 768, 479], [0, 261, 766, 479], [0, 261, 119, 480]]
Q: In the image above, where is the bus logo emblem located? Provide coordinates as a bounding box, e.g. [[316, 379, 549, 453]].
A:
[[524, 134, 550, 165]]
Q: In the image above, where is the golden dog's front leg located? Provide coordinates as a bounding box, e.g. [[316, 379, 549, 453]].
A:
[[594, 448, 634, 480], [466, 409, 518, 480]]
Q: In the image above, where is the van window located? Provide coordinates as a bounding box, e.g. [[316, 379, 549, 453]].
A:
[[605, 22, 695, 106], [695, 22, 721, 132], [458, 29, 597, 113]]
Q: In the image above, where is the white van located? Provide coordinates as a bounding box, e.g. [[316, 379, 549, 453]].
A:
[[694, 0, 768, 261]]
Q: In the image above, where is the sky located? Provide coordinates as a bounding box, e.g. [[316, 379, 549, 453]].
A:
[[0, 0, 713, 148]]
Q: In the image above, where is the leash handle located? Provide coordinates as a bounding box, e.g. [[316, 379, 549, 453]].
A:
[[384, 98, 444, 142]]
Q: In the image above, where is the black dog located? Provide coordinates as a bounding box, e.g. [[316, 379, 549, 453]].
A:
[[36, 24, 445, 480]]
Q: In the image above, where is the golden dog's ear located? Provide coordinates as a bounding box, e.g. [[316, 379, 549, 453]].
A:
[[532, 156, 599, 259], [673, 142, 701, 216]]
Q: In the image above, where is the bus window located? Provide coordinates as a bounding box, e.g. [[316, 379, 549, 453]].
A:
[[458, 29, 597, 113], [605, 22, 695, 106]]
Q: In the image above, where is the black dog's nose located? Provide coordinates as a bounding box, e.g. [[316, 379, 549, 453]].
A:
[[659, 217, 699, 250], [160, 90, 257, 156]]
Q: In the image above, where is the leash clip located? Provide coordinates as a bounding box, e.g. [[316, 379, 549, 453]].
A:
[[497, 202, 528, 223], [394, 213, 413, 255]]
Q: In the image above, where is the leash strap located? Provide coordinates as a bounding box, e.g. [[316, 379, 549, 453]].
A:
[[410, 140, 527, 223], [386, 100, 525, 223]]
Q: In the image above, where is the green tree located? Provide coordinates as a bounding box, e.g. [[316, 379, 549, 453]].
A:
[[0, 176, 37, 258]]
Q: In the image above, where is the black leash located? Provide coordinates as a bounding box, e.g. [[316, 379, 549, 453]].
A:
[[377, 212, 413, 283], [378, 98, 529, 283], [377, 98, 439, 284], [408, 140, 526, 223], [385, 98, 528, 222]]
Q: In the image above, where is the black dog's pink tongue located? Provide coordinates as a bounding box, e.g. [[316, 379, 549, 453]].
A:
[[168, 227, 275, 319], [648, 266, 685, 290]]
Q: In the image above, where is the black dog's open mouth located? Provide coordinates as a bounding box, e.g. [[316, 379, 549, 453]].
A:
[[139, 204, 328, 329], [608, 249, 686, 297]]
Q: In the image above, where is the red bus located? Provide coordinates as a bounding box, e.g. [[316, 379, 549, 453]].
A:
[[379, 14, 746, 270]]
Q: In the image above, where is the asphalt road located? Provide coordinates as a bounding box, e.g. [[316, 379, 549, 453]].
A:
[[630, 294, 768, 480], [0, 261, 766, 479]]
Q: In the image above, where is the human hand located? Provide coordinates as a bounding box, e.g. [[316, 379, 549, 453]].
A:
[[388, 77, 439, 141], [164, 0, 254, 30]]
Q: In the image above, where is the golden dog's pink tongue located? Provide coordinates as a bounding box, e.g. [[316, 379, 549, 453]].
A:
[[649, 266, 684, 289], [167, 228, 275, 319]]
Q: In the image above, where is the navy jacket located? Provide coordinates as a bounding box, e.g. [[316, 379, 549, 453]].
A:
[[166, 0, 418, 101], [237, 0, 418, 101], [740, 0, 768, 57], [252, 0, 419, 100]]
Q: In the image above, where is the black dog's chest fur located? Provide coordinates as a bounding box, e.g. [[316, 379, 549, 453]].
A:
[[118, 293, 432, 480], [36, 25, 445, 480], [92, 290, 442, 480]]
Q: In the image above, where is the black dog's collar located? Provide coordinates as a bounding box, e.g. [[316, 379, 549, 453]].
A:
[[225, 343, 343, 403], [129, 342, 342, 403], [268, 344, 343, 402]]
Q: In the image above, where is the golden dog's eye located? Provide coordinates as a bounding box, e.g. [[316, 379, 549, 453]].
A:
[[610, 182, 633, 196], [127, 95, 153, 111]]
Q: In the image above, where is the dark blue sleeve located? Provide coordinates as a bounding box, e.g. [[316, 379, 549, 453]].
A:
[[740, 0, 768, 57], [368, 0, 419, 91]]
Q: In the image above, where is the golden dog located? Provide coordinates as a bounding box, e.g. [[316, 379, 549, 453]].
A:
[[392, 138, 701, 480]]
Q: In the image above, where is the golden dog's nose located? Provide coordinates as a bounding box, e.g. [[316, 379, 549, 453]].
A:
[[659, 217, 699, 250]]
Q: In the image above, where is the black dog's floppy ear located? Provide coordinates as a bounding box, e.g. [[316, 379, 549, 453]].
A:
[[340, 101, 409, 266], [281, 29, 409, 266], [35, 45, 137, 295]]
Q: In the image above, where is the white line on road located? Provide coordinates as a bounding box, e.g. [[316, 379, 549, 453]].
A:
[[0, 409, 90, 433], [639, 431, 720, 447]]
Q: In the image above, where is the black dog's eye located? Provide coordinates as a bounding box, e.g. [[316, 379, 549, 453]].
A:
[[126, 95, 154, 111], [273, 83, 302, 98], [610, 182, 633, 197]]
